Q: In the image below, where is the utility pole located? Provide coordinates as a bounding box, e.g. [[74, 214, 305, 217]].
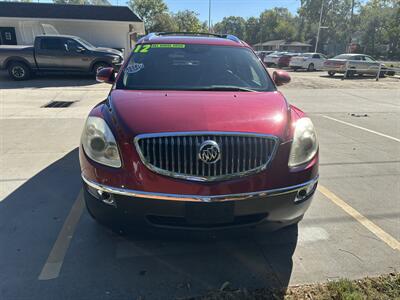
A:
[[314, 0, 324, 52], [208, 0, 211, 32], [348, 0, 355, 50]]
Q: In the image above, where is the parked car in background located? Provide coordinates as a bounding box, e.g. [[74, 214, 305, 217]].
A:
[[80, 32, 319, 232], [255, 51, 273, 61], [263, 52, 288, 67], [277, 53, 301, 68], [289, 53, 327, 71], [323, 53, 387, 77], [0, 35, 123, 80]]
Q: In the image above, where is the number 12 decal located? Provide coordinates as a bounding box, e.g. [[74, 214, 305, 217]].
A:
[[133, 44, 151, 53]]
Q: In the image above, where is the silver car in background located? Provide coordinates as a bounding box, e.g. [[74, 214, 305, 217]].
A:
[[323, 53, 387, 77]]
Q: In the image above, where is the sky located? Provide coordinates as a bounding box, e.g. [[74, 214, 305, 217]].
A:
[[110, 0, 301, 23]]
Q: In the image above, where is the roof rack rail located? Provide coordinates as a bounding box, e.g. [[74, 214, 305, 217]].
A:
[[138, 32, 242, 44], [156, 32, 225, 38]]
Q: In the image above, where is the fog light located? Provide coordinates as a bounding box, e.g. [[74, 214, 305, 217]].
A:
[[99, 191, 116, 206], [86, 184, 117, 207], [295, 181, 317, 203]]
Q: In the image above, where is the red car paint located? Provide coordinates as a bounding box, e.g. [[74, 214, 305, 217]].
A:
[[80, 90, 318, 195], [79, 34, 318, 228], [277, 55, 292, 68]]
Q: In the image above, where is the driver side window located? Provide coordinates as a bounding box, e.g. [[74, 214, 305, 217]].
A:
[[363, 56, 375, 62], [65, 39, 82, 52]]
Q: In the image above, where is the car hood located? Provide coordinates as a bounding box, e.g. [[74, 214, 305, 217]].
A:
[[95, 47, 123, 56], [110, 90, 290, 139]]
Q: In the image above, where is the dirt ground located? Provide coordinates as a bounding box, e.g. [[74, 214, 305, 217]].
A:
[[191, 273, 400, 300], [270, 69, 400, 89]]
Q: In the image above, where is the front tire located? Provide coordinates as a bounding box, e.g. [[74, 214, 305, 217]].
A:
[[307, 63, 315, 71], [328, 71, 335, 77], [8, 62, 31, 81]]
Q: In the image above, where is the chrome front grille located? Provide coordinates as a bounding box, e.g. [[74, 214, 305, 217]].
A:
[[134, 132, 279, 181]]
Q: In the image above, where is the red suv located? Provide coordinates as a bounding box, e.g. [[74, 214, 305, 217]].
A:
[[79, 33, 319, 231]]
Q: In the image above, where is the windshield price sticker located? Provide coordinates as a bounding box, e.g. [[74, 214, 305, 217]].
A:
[[151, 44, 186, 49], [133, 44, 186, 53]]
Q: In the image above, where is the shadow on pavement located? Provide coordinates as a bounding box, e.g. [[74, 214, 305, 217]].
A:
[[0, 148, 298, 300], [319, 74, 380, 80], [0, 71, 98, 89]]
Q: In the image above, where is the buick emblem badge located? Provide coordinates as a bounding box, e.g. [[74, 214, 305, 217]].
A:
[[198, 140, 221, 164]]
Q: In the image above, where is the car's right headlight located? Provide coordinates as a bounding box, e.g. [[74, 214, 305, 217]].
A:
[[81, 116, 121, 168], [288, 117, 318, 168]]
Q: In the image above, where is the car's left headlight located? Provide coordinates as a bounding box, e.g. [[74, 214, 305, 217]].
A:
[[288, 117, 318, 168], [111, 56, 120, 63], [81, 116, 121, 168]]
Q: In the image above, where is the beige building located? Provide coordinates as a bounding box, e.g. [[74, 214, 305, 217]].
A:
[[253, 40, 312, 52]]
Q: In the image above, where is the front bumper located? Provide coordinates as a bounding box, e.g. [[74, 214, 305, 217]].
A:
[[82, 174, 318, 230]]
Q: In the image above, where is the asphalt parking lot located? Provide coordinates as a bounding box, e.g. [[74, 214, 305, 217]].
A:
[[0, 70, 399, 299]]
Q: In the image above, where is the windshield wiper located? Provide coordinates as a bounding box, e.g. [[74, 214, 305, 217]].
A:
[[195, 86, 258, 92]]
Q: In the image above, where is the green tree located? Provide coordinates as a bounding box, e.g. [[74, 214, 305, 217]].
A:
[[128, 0, 168, 31], [258, 8, 297, 43], [358, 0, 400, 58], [173, 10, 205, 32], [214, 16, 247, 40], [299, 0, 358, 53], [245, 17, 260, 45], [150, 13, 178, 32], [90, 0, 111, 5]]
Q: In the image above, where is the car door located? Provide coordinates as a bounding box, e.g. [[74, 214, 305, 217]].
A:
[[349, 55, 363, 70], [35, 37, 68, 70], [311, 54, 321, 69], [362, 55, 379, 74], [63, 38, 93, 72], [317, 54, 327, 70]]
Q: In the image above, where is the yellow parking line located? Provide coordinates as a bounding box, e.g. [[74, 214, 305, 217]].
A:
[[318, 185, 400, 251], [38, 190, 84, 280]]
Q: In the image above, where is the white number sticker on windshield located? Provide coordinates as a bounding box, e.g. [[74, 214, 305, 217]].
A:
[[125, 63, 144, 74]]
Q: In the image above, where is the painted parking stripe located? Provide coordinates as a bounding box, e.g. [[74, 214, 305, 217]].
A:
[[322, 115, 400, 143], [318, 185, 400, 251], [38, 190, 84, 280]]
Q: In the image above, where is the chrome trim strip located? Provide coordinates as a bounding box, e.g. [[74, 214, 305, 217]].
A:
[[82, 174, 318, 203], [133, 131, 280, 182]]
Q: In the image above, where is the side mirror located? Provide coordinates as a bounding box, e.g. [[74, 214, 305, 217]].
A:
[[96, 67, 115, 84], [272, 70, 291, 86], [76, 47, 86, 53]]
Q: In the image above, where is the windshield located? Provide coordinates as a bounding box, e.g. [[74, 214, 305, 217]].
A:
[[76, 37, 95, 50], [117, 44, 273, 92]]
